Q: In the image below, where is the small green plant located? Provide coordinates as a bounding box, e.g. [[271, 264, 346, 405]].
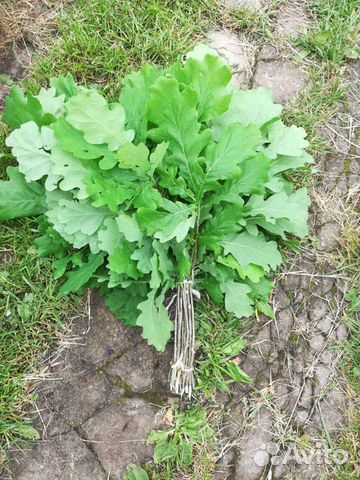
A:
[[0, 45, 312, 358], [296, 0, 360, 63], [147, 406, 216, 478], [195, 300, 253, 397]]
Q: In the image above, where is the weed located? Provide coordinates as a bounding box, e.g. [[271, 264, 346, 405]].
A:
[[195, 300, 252, 398], [296, 0, 360, 64]]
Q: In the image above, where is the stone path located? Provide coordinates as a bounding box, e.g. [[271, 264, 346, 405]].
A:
[[1, 2, 359, 479]]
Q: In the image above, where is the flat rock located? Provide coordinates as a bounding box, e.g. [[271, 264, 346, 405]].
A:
[[81, 399, 158, 479], [234, 410, 273, 479], [9, 431, 106, 480], [224, 0, 269, 12], [47, 369, 121, 426], [105, 342, 155, 393], [72, 293, 140, 366], [275, 2, 313, 38], [317, 223, 341, 252], [309, 298, 329, 323], [253, 60, 307, 103], [258, 44, 279, 61], [208, 30, 256, 88]]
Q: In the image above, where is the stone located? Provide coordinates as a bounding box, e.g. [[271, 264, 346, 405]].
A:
[[295, 408, 309, 425], [254, 323, 272, 357], [336, 324, 348, 341], [224, 0, 267, 13], [314, 391, 346, 431], [10, 431, 106, 480], [213, 449, 234, 480], [275, 2, 313, 39], [47, 370, 121, 426], [81, 399, 158, 479], [72, 294, 140, 366], [317, 223, 342, 252], [274, 381, 289, 408], [0, 84, 10, 109], [258, 44, 279, 61], [282, 273, 300, 292], [309, 334, 325, 353], [272, 307, 294, 344], [274, 288, 291, 309], [309, 298, 329, 323], [314, 364, 331, 394], [316, 315, 332, 333], [234, 410, 273, 479], [299, 379, 313, 410], [31, 393, 73, 438], [46, 349, 94, 389], [105, 342, 154, 393], [253, 60, 307, 104], [153, 346, 174, 392], [208, 30, 256, 88]]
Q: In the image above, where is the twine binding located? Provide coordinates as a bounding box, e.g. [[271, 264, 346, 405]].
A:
[[170, 279, 197, 398]]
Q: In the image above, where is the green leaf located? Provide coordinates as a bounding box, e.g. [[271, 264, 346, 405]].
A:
[[66, 90, 134, 150], [120, 64, 162, 143], [53, 118, 116, 165], [217, 255, 265, 282], [149, 142, 168, 174], [98, 217, 124, 255], [3, 86, 54, 130], [153, 440, 178, 464], [50, 73, 79, 100], [116, 212, 143, 242], [124, 465, 149, 480], [117, 142, 150, 176], [6, 121, 56, 182], [48, 198, 112, 237], [60, 252, 105, 295], [265, 121, 309, 159], [176, 46, 232, 121], [199, 204, 244, 250], [212, 87, 282, 140], [147, 76, 211, 192], [51, 145, 92, 199], [269, 151, 314, 175], [13, 423, 40, 440], [131, 239, 153, 274], [136, 290, 173, 351], [36, 87, 65, 116], [137, 200, 195, 243], [220, 281, 254, 318], [222, 232, 282, 272], [246, 188, 310, 237], [108, 242, 139, 279], [201, 124, 262, 192], [226, 363, 252, 384], [0, 167, 45, 220], [104, 285, 147, 326]]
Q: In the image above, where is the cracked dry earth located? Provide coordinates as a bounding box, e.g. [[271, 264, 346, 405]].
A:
[[2, 2, 360, 480]]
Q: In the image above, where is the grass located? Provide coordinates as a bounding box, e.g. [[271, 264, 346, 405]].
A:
[[283, 0, 360, 154], [195, 300, 252, 398], [0, 216, 79, 456], [31, 0, 228, 98], [297, 0, 360, 63], [0, 126, 77, 458]]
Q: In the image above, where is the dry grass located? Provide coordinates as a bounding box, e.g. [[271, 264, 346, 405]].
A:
[[0, 0, 61, 62]]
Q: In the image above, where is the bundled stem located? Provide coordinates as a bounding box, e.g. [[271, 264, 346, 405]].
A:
[[170, 279, 196, 398]]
